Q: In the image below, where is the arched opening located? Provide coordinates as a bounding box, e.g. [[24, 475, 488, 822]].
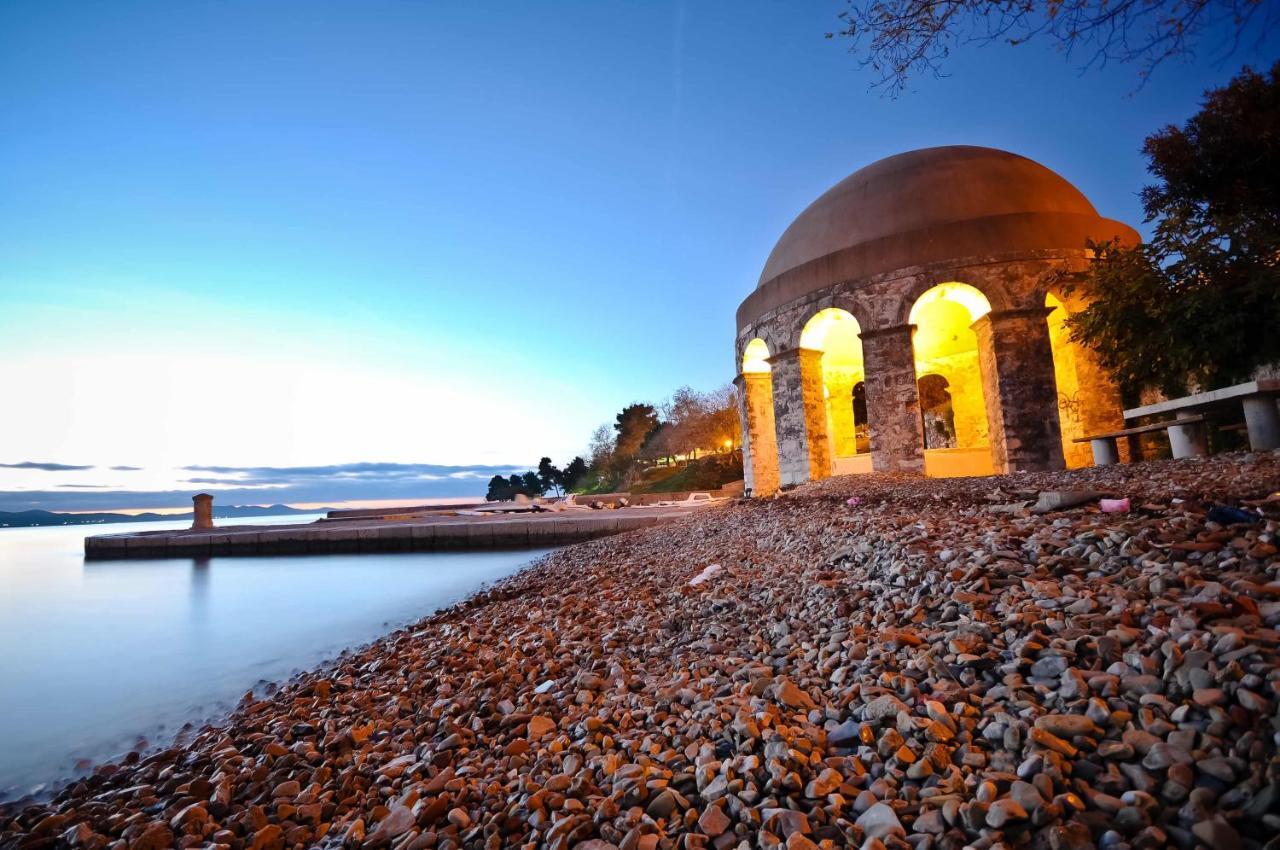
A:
[[852, 381, 869, 454], [800, 308, 872, 477], [908, 283, 995, 476], [917, 374, 956, 449], [1045, 291, 1125, 467], [740, 338, 780, 495]]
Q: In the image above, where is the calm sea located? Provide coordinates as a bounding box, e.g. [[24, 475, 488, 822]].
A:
[[0, 516, 551, 800]]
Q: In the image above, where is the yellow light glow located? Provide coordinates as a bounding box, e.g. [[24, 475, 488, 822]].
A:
[[742, 338, 772, 373], [909, 282, 991, 452], [801, 308, 864, 461], [799, 308, 862, 365], [908, 282, 991, 326]]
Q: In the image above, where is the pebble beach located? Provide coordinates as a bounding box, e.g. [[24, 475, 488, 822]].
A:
[[4, 453, 1280, 850]]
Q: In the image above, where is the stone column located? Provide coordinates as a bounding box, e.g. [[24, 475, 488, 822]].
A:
[[824, 371, 858, 457], [798, 348, 831, 479], [860, 324, 923, 473], [738, 371, 780, 496], [192, 493, 214, 530], [769, 348, 824, 486], [972, 309, 1066, 473], [733, 374, 754, 494]]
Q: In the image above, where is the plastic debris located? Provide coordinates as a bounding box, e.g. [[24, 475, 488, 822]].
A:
[[1099, 498, 1130, 513], [846, 497, 861, 507], [1207, 504, 1258, 525], [1031, 490, 1104, 514], [688, 563, 723, 586]]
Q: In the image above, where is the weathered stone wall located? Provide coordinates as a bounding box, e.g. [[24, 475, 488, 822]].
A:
[[973, 309, 1066, 473], [768, 350, 813, 487], [799, 348, 831, 480], [733, 250, 1100, 484], [1046, 290, 1125, 467], [742, 372, 780, 495], [734, 375, 755, 493], [860, 325, 923, 473]]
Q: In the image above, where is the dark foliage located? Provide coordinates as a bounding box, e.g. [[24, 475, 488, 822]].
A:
[[1070, 63, 1280, 398]]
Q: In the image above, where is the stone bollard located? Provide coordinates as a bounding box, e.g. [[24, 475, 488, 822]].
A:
[[191, 493, 214, 530]]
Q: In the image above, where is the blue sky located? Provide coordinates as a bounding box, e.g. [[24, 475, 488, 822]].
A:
[[1, 1, 1275, 511]]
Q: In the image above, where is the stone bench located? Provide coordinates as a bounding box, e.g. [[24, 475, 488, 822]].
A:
[[1074, 415, 1207, 466], [1124, 379, 1280, 452]]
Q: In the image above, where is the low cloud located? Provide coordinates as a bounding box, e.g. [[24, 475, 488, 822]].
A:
[[109, 465, 143, 471], [0, 461, 95, 472], [181, 462, 513, 483], [0, 461, 525, 512]]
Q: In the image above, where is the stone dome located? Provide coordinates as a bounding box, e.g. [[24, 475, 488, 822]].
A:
[[740, 146, 1139, 329]]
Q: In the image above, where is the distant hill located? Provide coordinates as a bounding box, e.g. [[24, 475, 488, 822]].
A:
[[0, 504, 330, 528]]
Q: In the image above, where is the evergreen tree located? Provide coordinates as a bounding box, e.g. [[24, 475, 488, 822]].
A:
[[561, 456, 588, 491], [485, 475, 512, 502], [536, 457, 563, 495]]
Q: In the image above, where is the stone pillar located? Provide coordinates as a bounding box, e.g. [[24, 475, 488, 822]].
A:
[[972, 309, 1066, 473], [1243, 396, 1280, 451], [798, 348, 831, 479], [825, 371, 858, 457], [860, 324, 923, 473], [192, 493, 214, 530], [738, 371, 780, 496], [734, 375, 754, 494], [769, 349, 821, 486]]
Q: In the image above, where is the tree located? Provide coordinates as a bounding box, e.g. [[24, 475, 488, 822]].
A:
[[702, 385, 742, 451], [561, 456, 588, 491], [536, 457, 563, 496], [612, 403, 660, 469], [832, 0, 1278, 94], [521, 471, 544, 497], [587, 424, 615, 470], [485, 474, 513, 502], [1069, 62, 1280, 398]]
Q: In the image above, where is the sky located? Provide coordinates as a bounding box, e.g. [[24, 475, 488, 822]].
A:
[[1, 1, 1276, 512]]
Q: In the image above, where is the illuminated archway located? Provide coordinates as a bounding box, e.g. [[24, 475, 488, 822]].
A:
[[740, 338, 780, 494], [908, 283, 995, 476], [800, 308, 869, 476], [917, 374, 956, 449], [1045, 292, 1124, 467]]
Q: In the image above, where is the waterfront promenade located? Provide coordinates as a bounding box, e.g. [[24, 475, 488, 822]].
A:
[[84, 506, 698, 559]]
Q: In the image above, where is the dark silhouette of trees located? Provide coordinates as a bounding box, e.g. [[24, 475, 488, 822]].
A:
[[537, 457, 563, 496], [484, 456, 591, 501], [485, 475, 511, 502], [833, 0, 1278, 93], [612, 403, 660, 471], [561, 456, 588, 491], [1071, 62, 1280, 398]]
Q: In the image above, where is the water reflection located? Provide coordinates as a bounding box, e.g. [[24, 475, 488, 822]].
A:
[[0, 517, 551, 799], [191, 557, 211, 613]]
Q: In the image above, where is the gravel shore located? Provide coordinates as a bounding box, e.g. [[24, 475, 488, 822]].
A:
[[4, 454, 1280, 850]]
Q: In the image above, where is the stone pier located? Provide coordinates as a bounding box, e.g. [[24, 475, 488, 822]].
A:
[[973, 308, 1066, 473], [861, 325, 923, 473]]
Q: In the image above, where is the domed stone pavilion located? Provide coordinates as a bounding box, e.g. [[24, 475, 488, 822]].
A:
[[734, 145, 1140, 495]]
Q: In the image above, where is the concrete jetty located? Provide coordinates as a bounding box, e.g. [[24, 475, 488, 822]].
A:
[[83, 507, 697, 560]]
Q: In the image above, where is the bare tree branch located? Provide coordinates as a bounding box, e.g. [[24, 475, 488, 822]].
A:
[[830, 0, 1280, 94]]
